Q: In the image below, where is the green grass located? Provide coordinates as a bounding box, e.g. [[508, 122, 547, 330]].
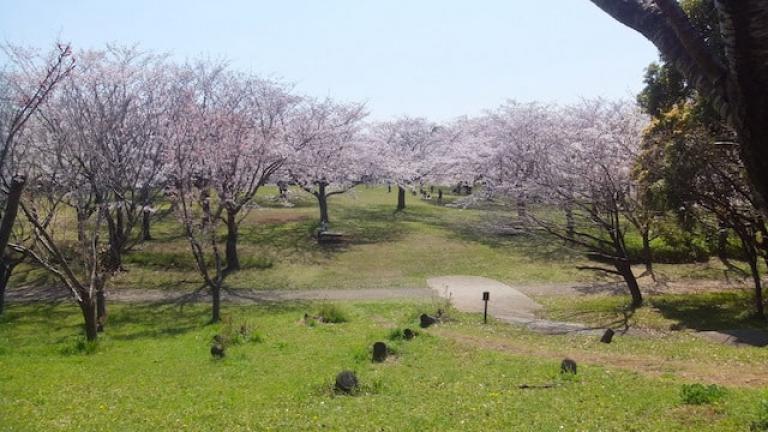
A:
[[539, 291, 768, 332], [681, 384, 727, 405], [1, 301, 767, 431]]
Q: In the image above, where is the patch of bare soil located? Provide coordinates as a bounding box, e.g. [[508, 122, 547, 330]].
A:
[[436, 329, 768, 388]]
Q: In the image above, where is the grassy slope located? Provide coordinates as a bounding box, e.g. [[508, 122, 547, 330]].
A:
[[1, 301, 766, 431]]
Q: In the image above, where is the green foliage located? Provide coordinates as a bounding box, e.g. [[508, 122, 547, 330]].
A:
[[218, 316, 263, 346], [750, 397, 768, 431], [387, 327, 404, 340], [654, 221, 711, 263], [315, 303, 349, 323], [59, 336, 99, 355], [637, 62, 690, 117], [681, 384, 727, 405]]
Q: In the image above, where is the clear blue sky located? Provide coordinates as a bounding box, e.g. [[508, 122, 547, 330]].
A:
[[1, 0, 659, 121]]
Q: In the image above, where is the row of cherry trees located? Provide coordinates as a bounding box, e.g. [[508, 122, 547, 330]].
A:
[[1, 46, 380, 337], [5, 44, 761, 339]]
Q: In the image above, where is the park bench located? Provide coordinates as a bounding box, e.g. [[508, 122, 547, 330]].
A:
[[316, 230, 346, 244]]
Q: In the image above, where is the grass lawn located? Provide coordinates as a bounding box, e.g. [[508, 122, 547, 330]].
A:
[[2, 300, 767, 431]]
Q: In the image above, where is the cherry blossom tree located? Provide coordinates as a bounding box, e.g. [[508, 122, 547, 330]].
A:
[[0, 43, 74, 315], [283, 98, 369, 226], [528, 99, 649, 308], [164, 62, 299, 321], [10, 126, 115, 341], [33, 46, 171, 328], [211, 74, 299, 270], [369, 117, 454, 211], [480, 101, 560, 217]]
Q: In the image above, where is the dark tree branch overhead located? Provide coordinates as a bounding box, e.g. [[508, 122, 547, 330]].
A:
[[589, 0, 768, 213]]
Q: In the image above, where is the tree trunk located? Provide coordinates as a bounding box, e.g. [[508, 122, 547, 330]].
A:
[[564, 205, 575, 239], [742, 240, 766, 320], [717, 220, 729, 260], [225, 209, 240, 271], [739, 126, 768, 215], [141, 209, 152, 241], [516, 189, 527, 219], [96, 288, 107, 332], [0, 176, 25, 258], [105, 208, 123, 271], [748, 256, 765, 320], [397, 187, 406, 211], [641, 229, 654, 279], [616, 261, 643, 308], [317, 183, 330, 225], [211, 283, 221, 323], [0, 262, 14, 315], [80, 299, 99, 341]]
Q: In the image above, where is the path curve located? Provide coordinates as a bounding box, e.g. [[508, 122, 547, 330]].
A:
[[427, 275, 603, 335]]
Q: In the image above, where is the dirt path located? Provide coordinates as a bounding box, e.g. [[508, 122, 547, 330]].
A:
[[7, 276, 747, 305], [5, 285, 437, 304]]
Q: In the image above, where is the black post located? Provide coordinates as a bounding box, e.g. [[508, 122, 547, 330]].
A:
[[482, 291, 490, 324]]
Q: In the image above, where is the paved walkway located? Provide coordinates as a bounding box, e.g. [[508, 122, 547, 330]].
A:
[[427, 275, 603, 335]]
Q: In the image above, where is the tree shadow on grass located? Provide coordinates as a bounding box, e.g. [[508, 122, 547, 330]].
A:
[[1, 301, 76, 328], [650, 291, 768, 331], [332, 205, 412, 244], [238, 219, 339, 265], [104, 303, 209, 341], [443, 217, 583, 263], [572, 281, 630, 295]]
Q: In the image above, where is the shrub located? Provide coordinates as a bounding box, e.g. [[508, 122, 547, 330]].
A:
[[680, 383, 726, 405], [387, 328, 403, 340], [315, 303, 349, 324], [219, 317, 263, 346]]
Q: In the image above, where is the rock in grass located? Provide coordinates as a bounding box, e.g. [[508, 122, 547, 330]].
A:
[[210, 334, 226, 358], [211, 343, 225, 359], [335, 370, 358, 393], [403, 328, 415, 340], [372, 342, 387, 362], [420, 314, 438, 329], [600, 328, 615, 344], [560, 358, 577, 375]]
